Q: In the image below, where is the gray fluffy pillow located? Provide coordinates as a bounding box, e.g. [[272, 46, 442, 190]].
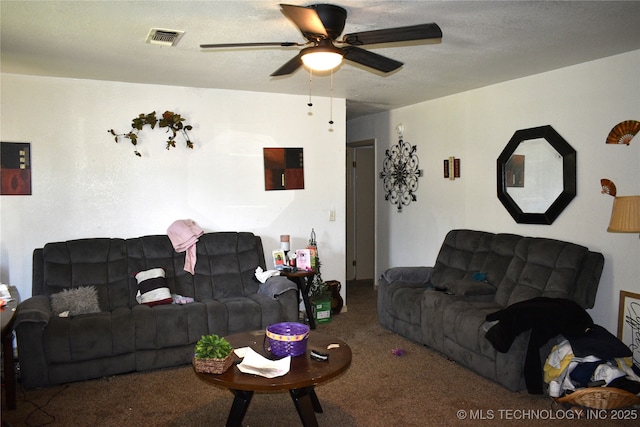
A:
[[51, 286, 101, 316]]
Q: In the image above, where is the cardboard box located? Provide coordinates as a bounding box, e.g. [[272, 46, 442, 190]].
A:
[[312, 298, 331, 324]]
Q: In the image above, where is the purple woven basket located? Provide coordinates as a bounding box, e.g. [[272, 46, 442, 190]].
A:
[[266, 322, 310, 357]]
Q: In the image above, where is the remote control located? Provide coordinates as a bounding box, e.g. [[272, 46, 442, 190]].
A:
[[310, 350, 329, 362]]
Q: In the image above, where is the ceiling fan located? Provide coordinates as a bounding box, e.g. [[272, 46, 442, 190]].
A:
[[200, 3, 442, 77]]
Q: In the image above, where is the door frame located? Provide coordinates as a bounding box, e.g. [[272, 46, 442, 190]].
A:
[[346, 139, 376, 285]]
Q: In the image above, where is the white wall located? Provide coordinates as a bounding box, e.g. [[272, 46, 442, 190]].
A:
[[347, 50, 640, 333], [0, 74, 347, 304]]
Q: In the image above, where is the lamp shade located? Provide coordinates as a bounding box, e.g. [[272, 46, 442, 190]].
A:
[[607, 195, 640, 232], [301, 46, 343, 71]]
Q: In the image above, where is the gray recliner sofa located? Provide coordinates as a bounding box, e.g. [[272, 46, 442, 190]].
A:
[[378, 229, 604, 392], [14, 231, 298, 389]]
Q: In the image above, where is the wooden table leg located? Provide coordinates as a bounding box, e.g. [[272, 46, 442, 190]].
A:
[[289, 276, 316, 330], [299, 276, 316, 330], [290, 386, 321, 427], [226, 389, 253, 427], [309, 388, 323, 413]]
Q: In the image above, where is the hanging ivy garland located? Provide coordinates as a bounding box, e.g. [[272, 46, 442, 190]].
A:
[[108, 111, 194, 157]]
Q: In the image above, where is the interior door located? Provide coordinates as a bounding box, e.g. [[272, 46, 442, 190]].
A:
[[346, 142, 375, 281]]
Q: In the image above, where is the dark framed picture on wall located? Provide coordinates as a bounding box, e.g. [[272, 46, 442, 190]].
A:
[[263, 147, 304, 191], [1, 142, 32, 195]]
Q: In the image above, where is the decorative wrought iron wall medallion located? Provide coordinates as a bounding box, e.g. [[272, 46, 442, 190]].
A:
[[379, 127, 423, 212]]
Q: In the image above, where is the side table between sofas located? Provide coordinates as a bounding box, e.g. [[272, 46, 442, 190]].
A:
[[281, 270, 317, 329]]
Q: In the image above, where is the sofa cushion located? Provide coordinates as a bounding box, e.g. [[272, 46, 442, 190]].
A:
[[42, 238, 130, 311], [133, 303, 208, 350], [477, 233, 522, 286], [50, 286, 101, 316], [248, 293, 288, 328], [442, 300, 502, 358], [45, 308, 134, 363], [430, 230, 495, 286], [388, 284, 425, 325], [194, 232, 263, 300], [494, 238, 589, 307], [444, 279, 496, 296], [223, 297, 264, 334], [126, 235, 186, 306]]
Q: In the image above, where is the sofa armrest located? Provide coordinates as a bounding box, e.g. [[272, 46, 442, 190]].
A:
[[573, 251, 604, 309], [258, 276, 298, 298], [14, 295, 53, 389], [14, 295, 52, 328], [275, 288, 299, 322], [380, 266, 433, 284]]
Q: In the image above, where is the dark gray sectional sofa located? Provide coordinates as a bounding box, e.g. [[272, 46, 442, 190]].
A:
[[378, 229, 604, 392], [14, 232, 298, 389]]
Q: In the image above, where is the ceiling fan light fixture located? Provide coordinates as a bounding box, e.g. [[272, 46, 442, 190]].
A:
[[301, 46, 343, 71], [201, 4, 442, 77]]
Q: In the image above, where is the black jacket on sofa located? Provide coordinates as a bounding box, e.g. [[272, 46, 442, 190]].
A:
[[14, 232, 298, 389], [485, 297, 594, 393]]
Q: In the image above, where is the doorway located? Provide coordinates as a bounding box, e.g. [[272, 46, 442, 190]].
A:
[[346, 140, 375, 285]]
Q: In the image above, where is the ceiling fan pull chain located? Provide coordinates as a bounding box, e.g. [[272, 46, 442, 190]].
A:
[[307, 69, 313, 112], [329, 69, 334, 129]]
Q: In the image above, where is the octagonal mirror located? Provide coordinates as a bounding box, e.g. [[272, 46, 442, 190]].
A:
[[497, 125, 576, 224]]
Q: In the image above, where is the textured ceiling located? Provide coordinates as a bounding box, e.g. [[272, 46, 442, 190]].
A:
[[2, 1, 640, 121]]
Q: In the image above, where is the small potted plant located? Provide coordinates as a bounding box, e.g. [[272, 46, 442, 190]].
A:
[[193, 334, 234, 374]]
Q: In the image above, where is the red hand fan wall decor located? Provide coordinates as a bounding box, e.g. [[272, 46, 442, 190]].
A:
[[606, 120, 640, 145]]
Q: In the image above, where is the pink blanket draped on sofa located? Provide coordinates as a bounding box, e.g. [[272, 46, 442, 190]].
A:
[[167, 219, 204, 275]]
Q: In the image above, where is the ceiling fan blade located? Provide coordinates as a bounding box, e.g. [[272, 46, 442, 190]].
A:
[[270, 53, 303, 76], [200, 42, 300, 49], [342, 46, 403, 73], [280, 3, 328, 39], [342, 23, 442, 46]]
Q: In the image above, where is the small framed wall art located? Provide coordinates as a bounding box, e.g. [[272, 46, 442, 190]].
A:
[[443, 157, 460, 180], [1, 142, 32, 195], [263, 147, 304, 191]]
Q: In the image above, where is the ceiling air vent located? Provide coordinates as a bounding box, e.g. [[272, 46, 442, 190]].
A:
[[145, 28, 185, 47]]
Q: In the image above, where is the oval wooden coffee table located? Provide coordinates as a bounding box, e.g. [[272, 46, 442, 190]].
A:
[[195, 330, 352, 427]]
